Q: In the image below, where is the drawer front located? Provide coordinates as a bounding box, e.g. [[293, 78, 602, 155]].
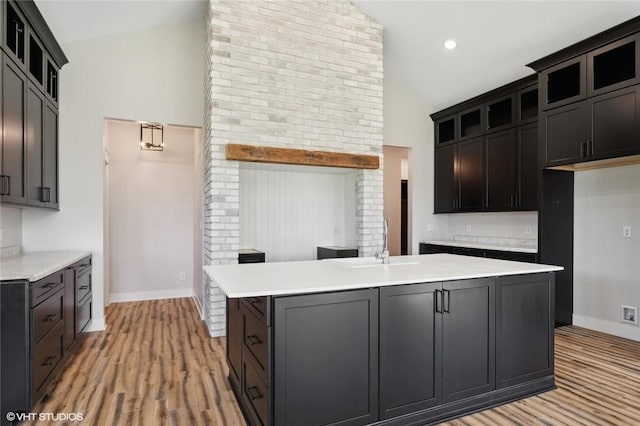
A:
[[242, 355, 269, 426], [76, 256, 92, 278], [77, 296, 92, 333], [243, 306, 268, 382], [243, 296, 270, 325], [32, 289, 64, 347], [76, 269, 91, 302], [33, 324, 64, 395], [31, 272, 64, 307]]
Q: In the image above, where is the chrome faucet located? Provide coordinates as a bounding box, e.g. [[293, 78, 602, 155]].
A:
[[376, 218, 389, 264]]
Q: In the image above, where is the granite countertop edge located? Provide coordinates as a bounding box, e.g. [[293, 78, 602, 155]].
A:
[[0, 251, 92, 282]]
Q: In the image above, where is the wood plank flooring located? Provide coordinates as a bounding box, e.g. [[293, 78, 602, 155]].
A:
[[27, 298, 640, 425]]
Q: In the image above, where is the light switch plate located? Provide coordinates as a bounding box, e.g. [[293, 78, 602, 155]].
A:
[[623, 225, 632, 238]]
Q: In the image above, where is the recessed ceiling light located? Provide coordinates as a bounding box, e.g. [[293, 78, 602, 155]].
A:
[[444, 39, 457, 50]]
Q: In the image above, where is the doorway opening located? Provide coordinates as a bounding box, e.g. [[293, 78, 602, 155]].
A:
[[102, 118, 204, 313], [383, 146, 411, 256]]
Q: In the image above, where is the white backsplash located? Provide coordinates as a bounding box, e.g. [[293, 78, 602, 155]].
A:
[[0, 207, 22, 257], [446, 211, 538, 241]]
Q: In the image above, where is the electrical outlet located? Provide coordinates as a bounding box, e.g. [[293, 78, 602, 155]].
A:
[[466, 224, 472, 233], [427, 224, 434, 232], [179, 272, 186, 281], [623, 225, 632, 238], [525, 225, 532, 235], [622, 305, 638, 324]]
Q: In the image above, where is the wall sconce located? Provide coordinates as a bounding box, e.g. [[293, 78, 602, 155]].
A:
[[140, 123, 164, 151]]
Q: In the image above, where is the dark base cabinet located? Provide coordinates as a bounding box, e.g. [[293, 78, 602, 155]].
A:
[[419, 243, 538, 263], [226, 272, 555, 426], [0, 256, 92, 423]]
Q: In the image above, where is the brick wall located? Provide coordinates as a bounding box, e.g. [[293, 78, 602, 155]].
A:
[[204, 0, 384, 336]]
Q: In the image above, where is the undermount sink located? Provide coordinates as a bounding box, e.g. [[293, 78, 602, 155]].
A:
[[325, 257, 419, 268]]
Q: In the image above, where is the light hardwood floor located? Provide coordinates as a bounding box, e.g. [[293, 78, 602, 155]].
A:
[[27, 298, 640, 425]]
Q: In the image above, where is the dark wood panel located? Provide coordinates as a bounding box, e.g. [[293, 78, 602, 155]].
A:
[[434, 145, 457, 213], [379, 282, 442, 418], [26, 83, 44, 205], [1, 54, 26, 204], [542, 101, 587, 166], [42, 100, 58, 206], [517, 122, 539, 210], [273, 289, 379, 426], [226, 143, 379, 170], [458, 138, 484, 211], [485, 128, 516, 210]]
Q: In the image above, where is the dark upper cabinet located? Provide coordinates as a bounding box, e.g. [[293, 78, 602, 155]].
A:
[[0, 1, 66, 210], [587, 33, 640, 97], [458, 137, 484, 211], [542, 101, 587, 167], [541, 56, 586, 110], [588, 85, 640, 160], [379, 282, 442, 419], [3, 2, 26, 68], [25, 83, 58, 208], [431, 76, 537, 214], [485, 128, 517, 211], [542, 85, 640, 167], [496, 273, 554, 389], [517, 123, 539, 211], [434, 145, 458, 213], [442, 278, 495, 403], [517, 86, 538, 125], [26, 83, 43, 206], [486, 94, 515, 133], [1, 54, 26, 204], [435, 114, 457, 146], [458, 106, 483, 141]]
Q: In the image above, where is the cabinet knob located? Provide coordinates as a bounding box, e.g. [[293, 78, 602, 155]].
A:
[[44, 314, 58, 322]]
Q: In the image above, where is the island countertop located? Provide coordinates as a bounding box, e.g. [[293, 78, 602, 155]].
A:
[[0, 251, 92, 282], [203, 253, 563, 298]]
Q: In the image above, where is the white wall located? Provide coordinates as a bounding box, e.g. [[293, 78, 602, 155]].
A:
[[21, 20, 204, 330], [107, 121, 196, 302], [384, 76, 448, 251], [239, 165, 358, 262], [574, 164, 640, 341], [0, 207, 22, 256]]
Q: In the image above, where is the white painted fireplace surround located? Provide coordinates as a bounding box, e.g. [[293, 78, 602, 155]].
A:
[[203, 0, 384, 336]]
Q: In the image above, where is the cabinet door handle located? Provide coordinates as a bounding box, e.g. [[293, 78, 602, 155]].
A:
[[0, 176, 6, 196], [40, 187, 51, 203], [509, 194, 514, 207], [79, 285, 89, 290], [1, 176, 10, 196], [44, 314, 58, 322], [443, 290, 450, 313], [42, 356, 57, 367], [435, 289, 442, 314], [43, 283, 57, 289], [246, 335, 261, 346], [581, 142, 587, 158], [587, 140, 593, 156], [246, 386, 262, 401]]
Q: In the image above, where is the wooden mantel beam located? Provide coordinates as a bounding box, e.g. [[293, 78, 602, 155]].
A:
[[225, 143, 380, 170]]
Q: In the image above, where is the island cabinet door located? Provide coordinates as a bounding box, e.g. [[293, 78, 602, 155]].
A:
[[496, 273, 554, 389], [273, 289, 378, 426], [442, 278, 495, 403], [379, 282, 442, 419]]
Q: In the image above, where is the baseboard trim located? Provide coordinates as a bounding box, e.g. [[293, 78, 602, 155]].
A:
[[85, 317, 106, 332], [573, 313, 640, 342], [192, 295, 204, 320], [110, 288, 194, 303]]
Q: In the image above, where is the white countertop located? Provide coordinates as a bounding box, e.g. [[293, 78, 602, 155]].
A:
[[0, 251, 92, 282], [204, 254, 562, 298], [424, 239, 538, 254]]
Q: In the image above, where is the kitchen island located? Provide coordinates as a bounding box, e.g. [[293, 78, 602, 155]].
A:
[[204, 254, 562, 426]]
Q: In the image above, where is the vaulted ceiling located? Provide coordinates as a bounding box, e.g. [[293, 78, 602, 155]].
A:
[[35, 0, 640, 110]]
